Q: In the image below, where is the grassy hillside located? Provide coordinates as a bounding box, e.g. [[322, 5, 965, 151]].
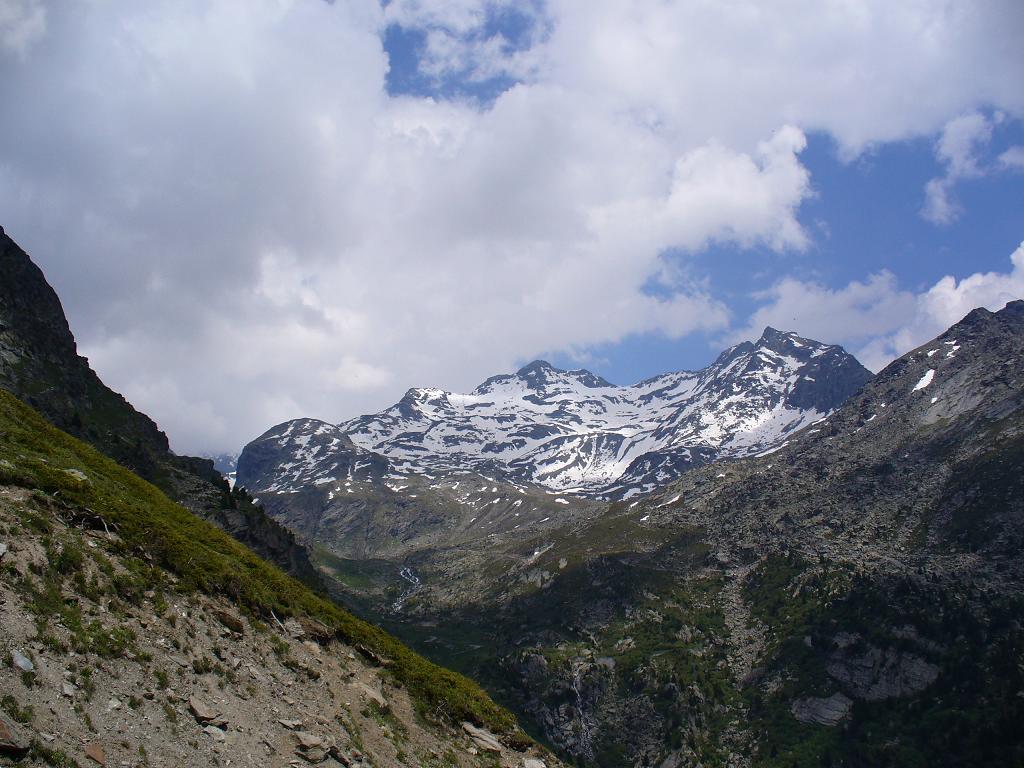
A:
[[0, 388, 519, 736]]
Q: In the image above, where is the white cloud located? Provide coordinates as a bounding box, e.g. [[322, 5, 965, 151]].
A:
[[734, 243, 1024, 371], [922, 112, 995, 224], [935, 112, 993, 178], [383, 0, 544, 84], [459, 0, 1024, 152], [999, 146, 1024, 171], [921, 177, 958, 227], [0, 0, 45, 56], [729, 271, 917, 352], [921, 110, 1024, 224], [0, 1, 1022, 452]]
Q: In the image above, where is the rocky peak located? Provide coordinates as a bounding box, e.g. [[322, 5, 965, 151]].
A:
[[513, 360, 613, 391], [517, 359, 558, 378], [945, 298, 1023, 339], [475, 360, 612, 395], [756, 325, 796, 346], [0, 229, 79, 365], [754, 326, 828, 357]]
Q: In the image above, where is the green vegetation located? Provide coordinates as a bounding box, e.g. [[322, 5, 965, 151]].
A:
[[941, 433, 1024, 552], [742, 555, 1024, 768], [1, 693, 34, 724], [0, 389, 517, 734], [28, 741, 81, 768], [402, 525, 737, 768]]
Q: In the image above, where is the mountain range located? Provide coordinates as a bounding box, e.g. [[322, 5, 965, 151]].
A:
[[241, 329, 870, 501], [237, 284, 1024, 766]]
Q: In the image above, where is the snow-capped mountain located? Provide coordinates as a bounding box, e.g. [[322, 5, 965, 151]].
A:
[[239, 328, 871, 500]]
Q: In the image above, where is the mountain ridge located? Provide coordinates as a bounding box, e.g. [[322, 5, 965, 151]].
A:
[[241, 326, 872, 503]]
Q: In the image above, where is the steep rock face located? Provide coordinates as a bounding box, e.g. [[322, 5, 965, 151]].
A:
[[0, 226, 171, 472], [0, 227, 319, 587], [494, 300, 1024, 767]]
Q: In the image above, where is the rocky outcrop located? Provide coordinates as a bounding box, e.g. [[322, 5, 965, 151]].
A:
[[826, 635, 939, 701], [0, 713, 29, 758], [791, 693, 853, 726]]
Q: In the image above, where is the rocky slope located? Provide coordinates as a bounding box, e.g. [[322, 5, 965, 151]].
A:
[[301, 302, 1024, 767], [0, 388, 557, 768], [236, 417, 604, 566], [0, 227, 318, 587], [243, 329, 870, 501]]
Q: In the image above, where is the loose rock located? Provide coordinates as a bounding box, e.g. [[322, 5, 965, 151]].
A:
[[462, 722, 502, 753], [0, 715, 29, 758], [299, 745, 329, 763], [10, 649, 33, 672], [297, 617, 333, 644], [294, 731, 324, 749], [356, 683, 386, 708], [189, 695, 220, 724], [791, 692, 853, 726], [213, 609, 245, 634], [84, 741, 106, 766]]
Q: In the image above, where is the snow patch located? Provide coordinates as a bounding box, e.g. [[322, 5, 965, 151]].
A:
[[912, 369, 935, 392]]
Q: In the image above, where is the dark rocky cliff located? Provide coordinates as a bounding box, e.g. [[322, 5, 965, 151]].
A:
[[0, 225, 320, 588]]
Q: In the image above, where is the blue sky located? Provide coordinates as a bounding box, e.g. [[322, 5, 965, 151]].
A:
[[553, 125, 1024, 382], [0, 1, 1022, 452]]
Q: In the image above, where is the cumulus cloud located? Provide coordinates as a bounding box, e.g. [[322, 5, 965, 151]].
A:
[[393, 0, 1024, 151], [383, 0, 545, 85], [0, 1, 1022, 453], [733, 243, 1024, 371], [922, 112, 994, 224], [922, 110, 1024, 224], [999, 146, 1024, 171]]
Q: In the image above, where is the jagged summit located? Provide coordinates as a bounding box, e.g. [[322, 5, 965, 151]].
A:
[[472, 359, 614, 395], [756, 325, 824, 350], [758, 325, 792, 341]]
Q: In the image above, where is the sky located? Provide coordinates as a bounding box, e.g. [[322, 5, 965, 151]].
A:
[[0, 0, 1022, 456]]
